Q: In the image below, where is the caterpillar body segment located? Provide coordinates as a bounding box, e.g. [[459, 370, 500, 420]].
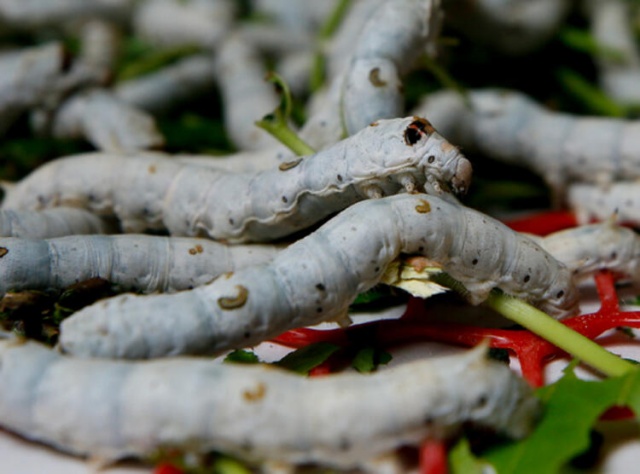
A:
[[0, 340, 539, 470], [0, 235, 281, 297], [0, 208, 117, 238], [568, 181, 640, 228], [536, 221, 640, 283], [58, 194, 578, 359], [414, 88, 640, 193], [4, 117, 471, 243]]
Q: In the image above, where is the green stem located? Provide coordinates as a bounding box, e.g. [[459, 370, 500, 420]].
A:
[[255, 117, 315, 156], [255, 72, 316, 156], [485, 291, 636, 378]]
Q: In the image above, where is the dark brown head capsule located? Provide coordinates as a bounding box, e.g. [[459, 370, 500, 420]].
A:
[[404, 117, 436, 146]]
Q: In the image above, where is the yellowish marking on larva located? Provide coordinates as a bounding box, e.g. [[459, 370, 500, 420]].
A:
[[148, 165, 157, 174], [415, 199, 431, 214], [278, 158, 303, 171], [368, 67, 387, 87], [0, 247, 7, 258], [218, 285, 249, 309], [243, 382, 267, 402], [188, 244, 204, 255], [369, 121, 379, 127]]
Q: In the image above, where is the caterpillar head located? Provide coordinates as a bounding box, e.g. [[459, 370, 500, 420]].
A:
[[404, 117, 472, 196]]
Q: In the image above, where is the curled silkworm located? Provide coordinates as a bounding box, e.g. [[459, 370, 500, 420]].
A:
[[567, 181, 640, 227], [0, 235, 280, 297], [48, 88, 165, 153], [534, 220, 640, 283], [443, 0, 571, 55], [215, 32, 280, 151], [0, 208, 117, 238], [413, 88, 640, 195], [341, 0, 443, 135], [0, 339, 540, 469], [299, 0, 442, 150], [58, 193, 578, 359], [4, 117, 471, 243], [115, 55, 217, 116]]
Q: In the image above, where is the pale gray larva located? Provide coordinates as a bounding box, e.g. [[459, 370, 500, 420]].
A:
[[0, 208, 117, 238], [413, 88, 640, 194], [567, 181, 640, 227], [535, 220, 640, 283], [299, 0, 442, 151], [58, 193, 578, 359], [0, 339, 539, 470], [3, 117, 472, 243], [0, 235, 282, 296], [0, 235, 280, 297], [443, 0, 571, 56]]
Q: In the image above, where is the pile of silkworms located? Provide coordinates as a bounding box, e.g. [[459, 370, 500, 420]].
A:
[[1, 0, 640, 472]]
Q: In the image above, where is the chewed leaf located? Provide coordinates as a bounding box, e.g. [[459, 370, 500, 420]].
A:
[[273, 342, 340, 375], [381, 257, 448, 298], [484, 368, 640, 474]]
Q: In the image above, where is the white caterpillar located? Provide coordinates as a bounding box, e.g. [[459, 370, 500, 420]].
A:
[[0, 208, 117, 238], [0, 234, 280, 297], [3, 117, 472, 243], [567, 181, 640, 227], [299, 0, 442, 151], [442, 0, 571, 56], [58, 193, 578, 359], [535, 220, 640, 283], [215, 32, 281, 151], [413, 88, 640, 194], [0, 338, 540, 470]]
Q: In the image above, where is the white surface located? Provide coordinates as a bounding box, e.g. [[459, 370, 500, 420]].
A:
[[1, 289, 639, 473]]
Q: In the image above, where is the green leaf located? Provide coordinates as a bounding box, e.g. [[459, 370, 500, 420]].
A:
[[484, 368, 640, 473], [449, 437, 492, 474], [223, 349, 260, 364], [351, 346, 392, 373], [211, 454, 252, 474], [273, 342, 340, 375]]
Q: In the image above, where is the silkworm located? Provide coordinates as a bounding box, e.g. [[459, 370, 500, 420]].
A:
[[0, 234, 280, 297], [49, 88, 165, 152], [587, 0, 640, 105], [298, 0, 442, 151], [442, 0, 571, 55], [567, 181, 640, 227], [215, 32, 280, 151], [3, 117, 472, 243], [534, 220, 640, 283], [0, 42, 67, 135], [0, 338, 540, 469], [0, 208, 117, 238], [58, 193, 578, 359], [132, 0, 237, 49], [413, 88, 640, 194]]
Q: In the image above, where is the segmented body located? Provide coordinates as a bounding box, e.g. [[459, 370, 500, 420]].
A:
[[535, 221, 640, 282], [58, 193, 578, 359], [3, 117, 471, 243], [413, 88, 640, 193], [0, 235, 280, 296], [0, 339, 539, 469], [0, 208, 117, 238], [568, 181, 640, 227]]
